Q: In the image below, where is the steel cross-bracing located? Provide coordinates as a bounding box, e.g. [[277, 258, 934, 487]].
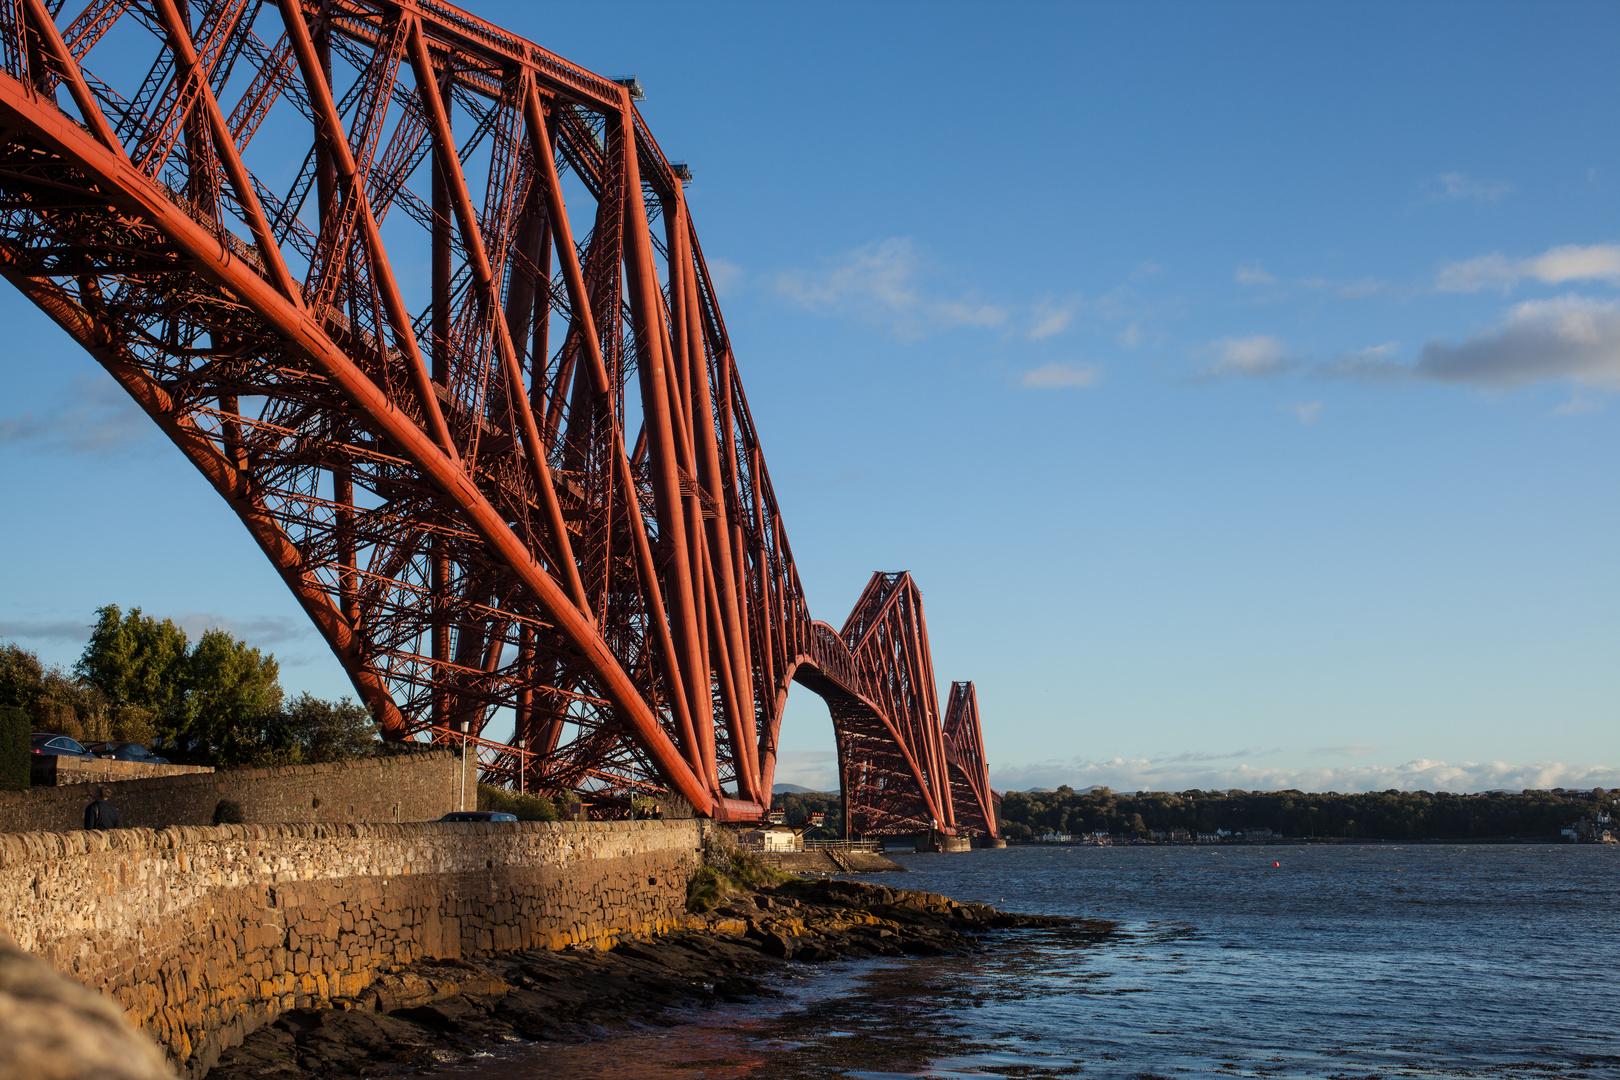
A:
[[0, 0, 997, 837]]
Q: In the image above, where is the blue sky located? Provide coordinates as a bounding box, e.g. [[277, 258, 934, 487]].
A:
[[3, 1, 1617, 793]]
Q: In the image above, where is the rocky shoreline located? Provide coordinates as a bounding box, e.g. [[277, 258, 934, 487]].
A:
[[205, 878, 1081, 1079]]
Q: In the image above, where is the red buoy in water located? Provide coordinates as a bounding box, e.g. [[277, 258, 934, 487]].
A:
[[1272, 861, 1280, 867]]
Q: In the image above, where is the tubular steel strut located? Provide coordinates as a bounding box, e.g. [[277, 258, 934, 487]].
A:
[[0, 0, 996, 836]]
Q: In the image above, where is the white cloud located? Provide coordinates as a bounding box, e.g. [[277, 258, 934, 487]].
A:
[[1021, 362, 1100, 390], [1029, 296, 1081, 340], [990, 755, 1620, 795], [1235, 263, 1275, 286], [1287, 400, 1323, 425], [1323, 299, 1620, 389], [776, 238, 1007, 339], [1116, 324, 1142, 348], [1436, 244, 1620, 293], [1200, 335, 1296, 379], [0, 373, 159, 456], [1427, 171, 1515, 204], [1416, 295, 1620, 388]]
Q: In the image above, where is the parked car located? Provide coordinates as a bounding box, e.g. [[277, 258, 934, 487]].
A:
[[436, 811, 517, 823], [29, 733, 96, 758], [82, 742, 169, 765]]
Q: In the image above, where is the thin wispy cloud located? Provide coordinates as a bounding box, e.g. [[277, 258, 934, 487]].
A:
[[1029, 296, 1082, 340], [0, 373, 159, 456], [2, 612, 313, 651], [1235, 263, 1275, 286], [776, 237, 1008, 339], [772, 750, 837, 791], [171, 613, 314, 648], [704, 257, 743, 298], [0, 619, 94, 643], [1287, 400, 1324, 425], [1426, 171, 1515, 204], [1322, 342, 1403, 382], [1315, 743, 1387, 758], [1436, 244, 1620, 293], [1021, 362, 1100, 390], [990, 756, 1620, 795], [1549, 393, 1604, 418], [1199, 335, 1296, 379]]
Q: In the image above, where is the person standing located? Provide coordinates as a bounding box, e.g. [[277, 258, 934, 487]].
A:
[[84, 786, 120, 831]]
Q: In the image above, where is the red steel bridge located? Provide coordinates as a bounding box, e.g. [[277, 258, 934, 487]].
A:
[[0, 0, 997, 837]]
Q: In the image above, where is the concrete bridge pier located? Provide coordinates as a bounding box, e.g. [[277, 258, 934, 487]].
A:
[[914, 832, 973, 853]]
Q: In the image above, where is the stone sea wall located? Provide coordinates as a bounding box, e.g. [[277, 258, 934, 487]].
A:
[[0, 750, 463, 834], [0, 818, 702, 1077]]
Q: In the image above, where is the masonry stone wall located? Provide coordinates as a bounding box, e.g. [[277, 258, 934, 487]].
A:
[[0, 750, 460, 834], [0, 819, 703, 1077], [33, 756, 215, 787]]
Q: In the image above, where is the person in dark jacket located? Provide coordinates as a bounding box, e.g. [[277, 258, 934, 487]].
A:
[[84, 787, 120, 830]]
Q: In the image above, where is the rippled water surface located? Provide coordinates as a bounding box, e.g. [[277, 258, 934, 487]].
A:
[[449, 844, 1619, 1079]]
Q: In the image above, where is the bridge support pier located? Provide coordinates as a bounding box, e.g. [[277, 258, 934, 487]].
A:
[[914, 833, 972, 853], [976, 837, 1008, 849]]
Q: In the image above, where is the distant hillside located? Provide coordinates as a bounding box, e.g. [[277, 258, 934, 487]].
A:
[[772, 783, 833, 794], [998, 786, 1616, 841]]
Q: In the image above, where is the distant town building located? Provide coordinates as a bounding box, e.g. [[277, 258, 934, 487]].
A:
[[1564, 817, 1617, 843]]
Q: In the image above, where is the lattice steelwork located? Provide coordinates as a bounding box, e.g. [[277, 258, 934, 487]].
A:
[[0, 0, 996, 836]]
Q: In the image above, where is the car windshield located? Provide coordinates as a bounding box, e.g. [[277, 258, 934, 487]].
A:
[[52, 738, 84, 752]]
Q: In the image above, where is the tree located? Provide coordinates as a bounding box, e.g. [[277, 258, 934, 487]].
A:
[[186, 628, 282, 758], [0, 643, 43, 711], [75, 606, 190, 731], [0, 706, 29, 789], [277, 693, 377, 763]]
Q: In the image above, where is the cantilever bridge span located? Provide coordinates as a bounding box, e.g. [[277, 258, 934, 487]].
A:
[[0, 0, 996, 836]]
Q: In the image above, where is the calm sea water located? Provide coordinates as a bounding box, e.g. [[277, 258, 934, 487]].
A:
[[448, 843, 1619, 1080]]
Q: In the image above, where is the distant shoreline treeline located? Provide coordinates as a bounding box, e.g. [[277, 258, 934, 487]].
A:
[[997, 786, 1616, 841]]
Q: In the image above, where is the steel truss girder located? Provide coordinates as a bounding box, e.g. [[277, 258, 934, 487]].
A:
[[0, 0, 995, 837]]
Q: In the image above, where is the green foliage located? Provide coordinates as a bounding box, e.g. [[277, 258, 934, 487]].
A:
[[186, 628, 282, 757], [476, 783, 561, 821], [686, 826, 796, 911], [1, 641, 156, 745], [70, 606, 287, 757], [770, 789, 843, 835], [997, 786, 1620, 841], [75, 606, 191, 730], [7, 612, 372, 769], [686, 866, 729, 912], [0, 706, 30, 790], [222, 693, 378, 767], [0, 645, 43, 711], [277, 694, 374, 763]]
